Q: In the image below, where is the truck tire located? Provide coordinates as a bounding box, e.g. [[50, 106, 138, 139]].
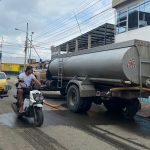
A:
[[122, 99, 141, 120], [103, 98, 124, 112], [67, 85, 92, 113], [60, 89, 66, 96], [81, 98, 92, 112]]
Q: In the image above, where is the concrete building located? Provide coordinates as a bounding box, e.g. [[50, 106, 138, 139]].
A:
[[113, 0, 150, 43]]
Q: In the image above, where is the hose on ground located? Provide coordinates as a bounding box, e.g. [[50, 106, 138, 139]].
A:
[[43, 100, 64, 109]]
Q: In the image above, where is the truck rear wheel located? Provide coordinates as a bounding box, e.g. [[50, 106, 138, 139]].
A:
[[60, 89, 66, 96], [67, 85, 92, 113], [122, 99, 141, 120], [103, 98, 124, 112]]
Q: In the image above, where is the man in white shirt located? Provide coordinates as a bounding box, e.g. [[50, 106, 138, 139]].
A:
[[18, 66, 41, 113]]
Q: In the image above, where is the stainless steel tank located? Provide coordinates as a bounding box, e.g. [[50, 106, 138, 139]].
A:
[[48, 40, 150, 86]]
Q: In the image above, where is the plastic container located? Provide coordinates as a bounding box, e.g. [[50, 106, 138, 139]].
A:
[[23, 98, 29, 110]]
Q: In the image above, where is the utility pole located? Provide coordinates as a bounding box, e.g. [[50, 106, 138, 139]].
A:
[[0, 36, 3, 71], [29, 32, 34, 64], [24, 22, 28, 70]]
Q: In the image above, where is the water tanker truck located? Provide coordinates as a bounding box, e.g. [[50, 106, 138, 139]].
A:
[[46, 40, 150, 119]]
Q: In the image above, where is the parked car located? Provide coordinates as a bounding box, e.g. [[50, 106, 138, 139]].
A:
[[0, 72, 11, 97]]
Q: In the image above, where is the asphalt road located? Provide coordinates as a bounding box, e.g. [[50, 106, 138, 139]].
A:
[[0, 77, 150, 150]]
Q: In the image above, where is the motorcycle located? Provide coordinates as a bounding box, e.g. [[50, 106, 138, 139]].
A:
[[12, 82, 44, 127]]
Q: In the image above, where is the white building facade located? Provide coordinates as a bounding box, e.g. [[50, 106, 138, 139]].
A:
[[113, 0, 150, 43]]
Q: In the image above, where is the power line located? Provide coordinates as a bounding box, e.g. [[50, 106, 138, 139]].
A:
[[49, 15, 115, 45], [36, 10, 113, 47], [2, 51, 50, 60], [34, 0, 97, 35], [2, 42, 50, 50], [31, 45, 41, 59], [35, 7, 113, 45], [3, 44, 24, 48], [34, 6, 113, 44], [3, 41, 23, 45], [2, 0, 113, 60], [34, 0, 104, 40]]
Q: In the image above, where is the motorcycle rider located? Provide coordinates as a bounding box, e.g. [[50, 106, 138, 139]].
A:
[[17, 66, 41, 113]]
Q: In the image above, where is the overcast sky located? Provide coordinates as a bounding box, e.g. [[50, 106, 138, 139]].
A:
[[0, 0, 114, 61]]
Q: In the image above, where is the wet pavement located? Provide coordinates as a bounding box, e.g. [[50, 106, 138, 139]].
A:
[[1, 78, 150, 150]]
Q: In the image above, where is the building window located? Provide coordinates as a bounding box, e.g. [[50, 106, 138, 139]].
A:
[[128, 6, 139, 30], [139, 1, 150, 28], [117, 9, 127, 33], [116, 0, 150, 34]]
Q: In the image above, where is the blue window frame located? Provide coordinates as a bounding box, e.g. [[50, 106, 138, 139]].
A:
[[128, 5, 139, 30], [116, 0, 150, 34], [116, 9, 127, 33]]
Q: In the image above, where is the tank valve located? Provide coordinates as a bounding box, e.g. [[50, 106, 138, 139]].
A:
[[123, 81, 131, 84]]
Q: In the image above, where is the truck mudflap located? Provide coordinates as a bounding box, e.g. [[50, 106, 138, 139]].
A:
[[0, 94, 8, 98]]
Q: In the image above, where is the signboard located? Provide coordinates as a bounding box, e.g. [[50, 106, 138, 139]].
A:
[[112, 0, 128, 8], [3, 64, 12, 71], [0, 52, 2, 71]]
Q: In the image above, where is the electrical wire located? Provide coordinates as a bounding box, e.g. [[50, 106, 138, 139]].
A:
[[34, 6, 113, 44], [34, 0, 102, 39], [35, 8, 114, 45], [2, 0, 113, 60], [49, 15, 115, 44]]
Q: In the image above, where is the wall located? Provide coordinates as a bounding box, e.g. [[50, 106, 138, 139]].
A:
[[116, 0, 144, 12], [115, 25, 150, 42], [112, 0, 128, 8], [115, 0, 148, 43]]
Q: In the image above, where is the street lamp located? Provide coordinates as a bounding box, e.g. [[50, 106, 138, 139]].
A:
[[15, 23, 28, 70], [15, 28, 26, 32]]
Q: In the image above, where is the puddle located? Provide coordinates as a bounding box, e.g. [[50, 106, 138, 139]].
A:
[[0, 113, 34, 128]]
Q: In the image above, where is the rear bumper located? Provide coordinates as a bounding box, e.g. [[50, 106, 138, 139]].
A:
[[0, 89, 8, 98], [0, 94, 8, 98]]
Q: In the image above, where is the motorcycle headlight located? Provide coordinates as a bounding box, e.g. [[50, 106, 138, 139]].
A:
[[35, 95, 40, 101], [39, 94, 44, 101], [33, 93, 44, 103]]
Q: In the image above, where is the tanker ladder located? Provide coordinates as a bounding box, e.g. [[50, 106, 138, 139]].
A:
[[57, 57, 63, 88]]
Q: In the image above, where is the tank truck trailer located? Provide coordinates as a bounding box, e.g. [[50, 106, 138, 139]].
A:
[[45, 40, 150, 119]]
